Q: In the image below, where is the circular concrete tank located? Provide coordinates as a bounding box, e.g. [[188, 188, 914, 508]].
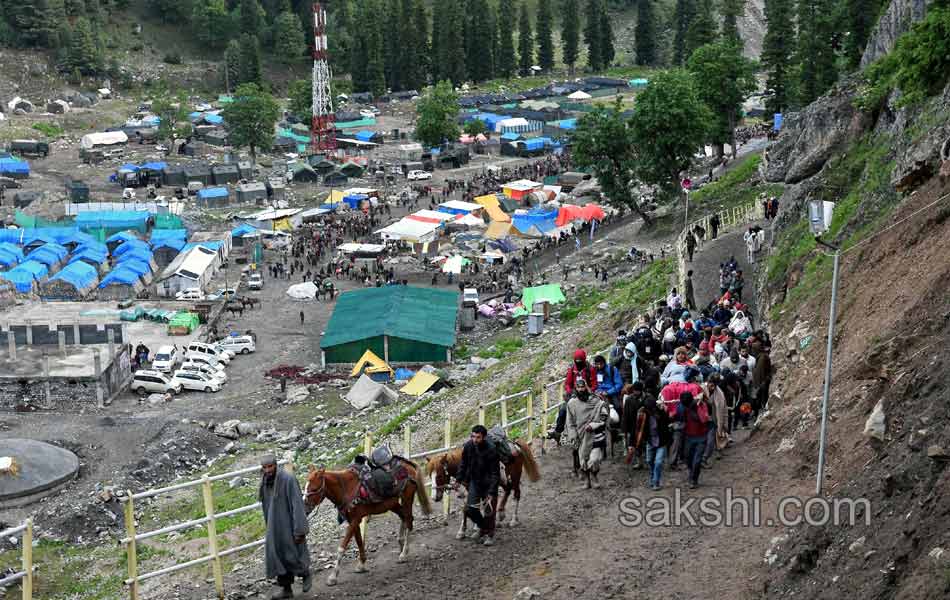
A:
[[0, 439, 80, 502]]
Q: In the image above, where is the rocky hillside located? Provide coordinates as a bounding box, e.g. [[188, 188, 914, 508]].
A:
[[754, 1, 950, 596]]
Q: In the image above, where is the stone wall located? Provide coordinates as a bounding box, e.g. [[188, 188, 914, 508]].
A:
[[0, 322, 125, 346]]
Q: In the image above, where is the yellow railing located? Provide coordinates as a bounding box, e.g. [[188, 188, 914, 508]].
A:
[[0, 519, 34, 600]]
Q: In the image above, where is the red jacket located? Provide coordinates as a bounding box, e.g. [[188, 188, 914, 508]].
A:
[[565, 363, 598, 396]]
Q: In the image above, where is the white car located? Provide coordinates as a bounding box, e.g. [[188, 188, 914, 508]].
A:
[[175, 288, 205, 301], [178, 361, 228, 384], [171, 370, 222, 393], [359, 109, 376, 119], [131, 370, 182, 396], [216, 335, 256, 355], [207, 288, 238, 301], [407, 170, 432, 181], [187, 342, 233, 363], [151, 345, 181, 373], [247, 273, 263, 290], [183, 353, 227, 373]]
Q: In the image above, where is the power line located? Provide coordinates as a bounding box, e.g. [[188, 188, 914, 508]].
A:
[[841, 189, 950, 256]]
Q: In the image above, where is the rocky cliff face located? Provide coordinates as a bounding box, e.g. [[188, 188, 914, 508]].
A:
[[860, 0, 933, 67], [738, 0, 767, 59]]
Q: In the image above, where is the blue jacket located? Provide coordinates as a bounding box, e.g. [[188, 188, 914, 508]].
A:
[[596, 364, 624, 397]]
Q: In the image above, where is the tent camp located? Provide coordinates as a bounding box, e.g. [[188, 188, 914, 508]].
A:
[[97, 266, 144, 300], [406, 210, 455, 224], [350, 349, 394, 381], [484, 221, 513, 240], [155, 245, 218, 297], [344, 374, 398, 410], [236, 182, 267, 204], [474, 194, 511, 222], [320, 286, 458, 364], [211, 164, 240, 185], [567, 90, 592, 100], [375, 218, 441, 243], [80, 131, 128, 150], [0, 158, 30, 179], [437, 200, 482, 216]]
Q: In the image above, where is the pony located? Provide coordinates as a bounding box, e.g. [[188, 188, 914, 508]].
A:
[[303, 462, 432, 586], [425, 439, 540, 539]]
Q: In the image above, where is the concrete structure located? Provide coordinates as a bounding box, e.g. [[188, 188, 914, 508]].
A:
[[0, 439, 80, 504]]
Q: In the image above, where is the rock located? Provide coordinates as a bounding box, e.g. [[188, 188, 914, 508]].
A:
[[598, 302, 609, 310], [223, 442, 238, 454], [848, 536, 866, 555], [71, 94, 93, 108], [236, 422, 260, 436], [861, 0, 931, 68], [926, 445, 949, 460], [514, 587, 542, 600], [863, 399, 886, 441], [228, 477, 245, 489], [908, 428, 928, 450], [470, 356, 484, 364], [97, 488, 115, 503], [286, 384, 310, 404], [481, 357, 501, 369], [215, 427, 239, 440]]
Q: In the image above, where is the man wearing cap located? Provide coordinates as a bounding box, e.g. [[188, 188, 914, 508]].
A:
[[566, 377, 609, 488], [550, 349, 598, 442], [259, 455, 311, 599]]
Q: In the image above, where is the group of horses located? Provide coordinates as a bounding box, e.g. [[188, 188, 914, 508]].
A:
[[302, 438, 540, 586], [224, 296, 260, 316]]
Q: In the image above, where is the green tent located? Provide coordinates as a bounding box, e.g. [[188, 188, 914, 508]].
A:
[[513, 284, 566, 317], [168, 311, 199, 333], [320, 286, 459, 364]]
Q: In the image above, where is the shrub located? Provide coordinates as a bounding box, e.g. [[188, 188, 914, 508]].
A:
[[163, 53, 183, 65]]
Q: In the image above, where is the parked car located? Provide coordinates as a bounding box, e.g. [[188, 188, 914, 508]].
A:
[[359, 109, 376, 119], [462, 288, 479, 307], [171, 370, 222, 393], [186, 341, 233, 363], [206, 287, 238, 301], [175, 288, 205, 301], [247, 273, 263, 290], [216, 335, 256, 355], [131, 370, 182, 396], [0, 177, 21, 190], [407, 170, 432, 181], [178, 362, 228, 384], [151, 345, 181, 373], [182, 353, 227, 373]]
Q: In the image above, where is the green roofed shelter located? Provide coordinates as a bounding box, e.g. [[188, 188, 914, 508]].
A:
[[320, 285, 459, 365], [513, 283, 566, 317]]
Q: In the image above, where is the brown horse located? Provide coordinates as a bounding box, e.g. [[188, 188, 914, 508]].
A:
[[303, 463, 432, 586], [425, 439, 540, 539]]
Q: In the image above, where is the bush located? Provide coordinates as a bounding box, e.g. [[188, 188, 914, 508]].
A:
[[163, 53, 183, 65], [32, 123, 64, 137]]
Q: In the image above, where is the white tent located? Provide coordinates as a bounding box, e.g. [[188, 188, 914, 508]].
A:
[[80, 131, 128, 150], [375, 218, 441, 243], [442, 255, 465, 274], [345, 374, 398, 409], [454, 213, 486, 227], [438, 200, 483, 213], [567, 90, 592, 100], [286, 281, 318, 300], [337, 243, 386, 254], [495, 117, 530, 133]]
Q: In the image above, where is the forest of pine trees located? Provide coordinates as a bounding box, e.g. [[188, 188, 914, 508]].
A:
[[0, 0, 905, 112]]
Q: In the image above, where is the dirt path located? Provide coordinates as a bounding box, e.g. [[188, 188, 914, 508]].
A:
[[199, 226, 804, 600]]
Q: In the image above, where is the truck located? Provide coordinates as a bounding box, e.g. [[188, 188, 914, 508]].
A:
[[10, 139, 50, 158]]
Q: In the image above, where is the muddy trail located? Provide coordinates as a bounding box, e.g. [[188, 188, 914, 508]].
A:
[[169, 224, 801, 600]]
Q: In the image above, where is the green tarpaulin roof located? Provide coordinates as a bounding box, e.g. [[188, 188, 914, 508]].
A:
[[320, 286, 459, 349], [513, 284, 566, 317]]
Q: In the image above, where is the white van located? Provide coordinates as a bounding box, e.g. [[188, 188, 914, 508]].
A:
[[151, 345, 181, 373], [131, 370, 182, 396], [183, 353, 227, 373], [186, 341, 233, 363], [216, 335, 256, 355], [178, 362, 228, 384]]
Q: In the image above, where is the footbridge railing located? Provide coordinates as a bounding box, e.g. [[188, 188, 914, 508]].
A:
[[0, 519, 34, 600]]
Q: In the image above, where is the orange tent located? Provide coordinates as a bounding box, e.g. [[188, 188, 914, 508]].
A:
[[580, 203, 606, 222], [555, 205, 584, 227]]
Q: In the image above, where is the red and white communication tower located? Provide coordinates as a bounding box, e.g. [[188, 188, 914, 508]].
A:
[[310, 1, 335, 152]]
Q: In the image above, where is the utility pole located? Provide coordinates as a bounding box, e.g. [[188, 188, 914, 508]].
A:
[[814, 236, 841, 496], [310, 1, 336, 153]]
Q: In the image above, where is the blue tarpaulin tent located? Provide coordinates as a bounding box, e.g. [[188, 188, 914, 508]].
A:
[[113, 238, 150, 257], [150, 237, 185, 251], [182, 240, 224, 253], [69, 247, 108, 266], [512, 207, 558, 236], [48, 261, 98, 290], [114, 257, 152, 276], [150, 228, 187, 242], [523, 137, 549, 151], [99, 266, 142, 287], [0, 243, 24, 262], [0, 250, 20, 267], [342, 194, 367, 209], [116, 248, 154, 269], [13, 260, 49, 280], [0, 269, 36, 292], [204, 113, 224, 125], [140, 161, 167, 172], [465, 113, 511, 131], [354, 130, 377, 142], [27, 243, 68, 266], [231, 223, 258, 238], [500, 132, 521, 141], [197, 187, 228, 200], [0, 158, 30, 178]]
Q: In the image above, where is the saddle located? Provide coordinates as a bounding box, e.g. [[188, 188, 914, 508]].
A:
[[350, 445, 414, 505], [487, 425, 520, 465]]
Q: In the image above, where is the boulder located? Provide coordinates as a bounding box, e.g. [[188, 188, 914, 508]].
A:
[[236, 422, 260, 436], [514, 587, 542, 600], [863, 400, 886, 441], [927, 445, 949, 460]]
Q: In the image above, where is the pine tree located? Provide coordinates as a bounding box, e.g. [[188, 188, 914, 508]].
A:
[[685, 0, 717, 60], [797, 0, 837, 104], [468, 0, 495, 81], [600, 3, 615, 67], [62, 16, 101, 74], [721, 0, 743, 45], [192, 0, 231, 49], [497, 0, 517, 78], [845, 0, 885, 67], [238, 33, 262, 85], [517, 2, 533, 76], [223, 39, 242, 91], [383, 0, 404, 91], [584, 0, 603, 71], [239, 0, 264, 39], [634, 0, 656, 65], [10, 0, 66, 47], [672, 0, 696, 65], [761, 0, 795, 114], [329, 0, 354, 76], [562, 0, 581, 75], [406, 0, 429, 88], [273, 10, 304, 64], [536, 0, 554, 72]]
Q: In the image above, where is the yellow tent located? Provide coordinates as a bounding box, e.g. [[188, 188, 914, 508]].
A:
[[474, 194, 510, 222], [273, 217, 294, 231], [350, 349, 394, 378], [485, 221, 512, 239], [325, 189, 345, 204], [402, 371, 441, 396]]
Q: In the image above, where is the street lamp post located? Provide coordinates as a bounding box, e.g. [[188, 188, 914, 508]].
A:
[[814, 237, 841, 496]]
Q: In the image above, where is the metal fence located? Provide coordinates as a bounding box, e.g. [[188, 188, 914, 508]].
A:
[[0, 519, 34, 600], [121, 457, 292, 600]]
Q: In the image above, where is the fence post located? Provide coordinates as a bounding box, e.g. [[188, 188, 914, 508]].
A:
[[500, 398, 508, 429], [477, 403, 485, 426], [361, 431, 372, 538], [22, 518, 33, 600], [201, 476, 225, 600], [443, 416, 452, 520], [526, 392, 534, 443], [124, 493, 139, 600], [402, 423, 411, 456], [540, 388, 549, 455]]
